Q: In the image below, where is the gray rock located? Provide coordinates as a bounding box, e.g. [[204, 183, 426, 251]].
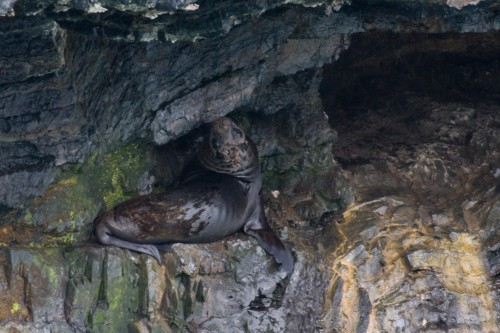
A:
[[1, 0, 500, 332]]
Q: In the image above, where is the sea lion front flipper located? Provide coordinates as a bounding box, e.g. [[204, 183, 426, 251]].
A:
[[244, 210, 294, 274]]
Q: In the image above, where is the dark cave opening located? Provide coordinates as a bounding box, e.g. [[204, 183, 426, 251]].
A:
[[319, 32, 500, 168]]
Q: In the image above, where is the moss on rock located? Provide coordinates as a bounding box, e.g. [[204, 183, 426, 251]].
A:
[[64, 247, 147, 333], [81, 143, 150, 210], [0, 143, 151, 248]]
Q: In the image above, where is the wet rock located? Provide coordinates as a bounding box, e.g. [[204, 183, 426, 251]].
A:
[[64, 246, 146, 333], [0, 18, 65, 84], [0, 248, 73, 332], [320, 31, 500, 332], [1, 0, 498, 213], [1, 0, 500, 332], [0, 169, 55, 210], [0, 143, 151, 247]]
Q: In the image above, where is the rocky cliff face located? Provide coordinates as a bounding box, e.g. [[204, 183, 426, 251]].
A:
[[320, 32, 500, 332], [0, 0, 499, 332]]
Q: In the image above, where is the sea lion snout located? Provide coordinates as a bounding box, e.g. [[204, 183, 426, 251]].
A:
[[210, 117, 246, 149]]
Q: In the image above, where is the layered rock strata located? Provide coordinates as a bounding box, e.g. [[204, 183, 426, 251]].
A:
[[0, 0, 499, 332]]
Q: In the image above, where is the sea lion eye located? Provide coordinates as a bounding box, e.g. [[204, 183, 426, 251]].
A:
[[232, 128, 243, 138]]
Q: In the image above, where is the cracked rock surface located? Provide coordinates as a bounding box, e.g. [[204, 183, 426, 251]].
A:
[[0, 0, 499, 332]]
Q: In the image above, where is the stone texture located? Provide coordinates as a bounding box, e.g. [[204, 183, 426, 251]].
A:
[[0, 0, 499, 332], [320, 32, 500, 332], [1, 0, 498, 210]]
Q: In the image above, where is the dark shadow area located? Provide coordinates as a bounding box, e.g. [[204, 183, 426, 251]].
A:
[[320, 32, 500, 167]]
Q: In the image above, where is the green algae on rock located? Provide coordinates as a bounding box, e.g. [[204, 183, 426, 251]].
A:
[[0, 143, 151, 247], [64, 246, 149, 333], [0, 0, 499, 332]]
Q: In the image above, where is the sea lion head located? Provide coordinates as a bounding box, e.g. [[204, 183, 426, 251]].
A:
[[199, 117, 258, 176]]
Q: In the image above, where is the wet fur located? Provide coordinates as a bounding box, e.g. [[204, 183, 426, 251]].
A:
[[95, 117, 294, 273]]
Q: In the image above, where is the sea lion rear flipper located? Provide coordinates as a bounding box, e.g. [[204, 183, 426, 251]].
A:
[[109, 237, 163, 264], [95, 222, 163, 264], [244, 212, 294, 274]]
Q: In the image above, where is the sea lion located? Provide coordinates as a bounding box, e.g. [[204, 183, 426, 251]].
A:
[[95, 117, 294, 273]]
